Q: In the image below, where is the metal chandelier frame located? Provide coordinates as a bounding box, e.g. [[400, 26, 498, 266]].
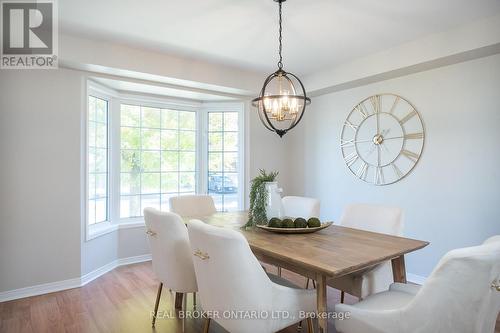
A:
[[251, 0, 311, 138]]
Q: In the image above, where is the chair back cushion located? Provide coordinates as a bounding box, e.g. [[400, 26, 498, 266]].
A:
[[407, 239, 500, 332], [281, 196, 320, 219], [484, 235, 500, 245], [143, 208, 197, 292], [340, 203, 403, 236], [169, 195, 216, 217], [187, 220, 276, 333]]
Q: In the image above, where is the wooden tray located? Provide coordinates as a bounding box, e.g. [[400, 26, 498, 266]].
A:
[[256, 222, 333, 234]]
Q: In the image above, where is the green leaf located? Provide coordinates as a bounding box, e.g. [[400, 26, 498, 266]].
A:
[[247, 169, 278, 226]]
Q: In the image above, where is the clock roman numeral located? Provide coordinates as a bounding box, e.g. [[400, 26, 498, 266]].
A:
[[399, 110, 417, 125], [391, 163, 403, 179], [340, 139, 355, 148], [356, 162, 368, 180], [356, 104, 369, 119], [388, 96, 400, 114], [404, 132, 424, 140], [370, 95, 381, 114], [374, 167, 384, 185], [344, 120, 358, 131], [401, 149, 420, 162], [344, 151, 359, 167]]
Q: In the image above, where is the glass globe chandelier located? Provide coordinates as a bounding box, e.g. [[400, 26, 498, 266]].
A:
[[252, 0, 311, 138]]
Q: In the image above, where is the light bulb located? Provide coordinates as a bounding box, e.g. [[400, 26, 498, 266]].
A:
[[263, 94, 272, 112], [280, 90, 290, 114], [272, 100, 279, 117], [282, 90, 289, 105], [290, 97, 298, 114]]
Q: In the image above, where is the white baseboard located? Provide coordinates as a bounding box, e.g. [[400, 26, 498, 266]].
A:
[[1, 255, 425, 303], [0, 254, 152, 303], [117, 254, 151, 266], [80, 254, 152, 286], [407, 273, 427, 285], [0, 278, 82, 303], [79, 260, 119, 286]]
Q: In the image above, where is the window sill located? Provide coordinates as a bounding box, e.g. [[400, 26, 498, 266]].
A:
[[118, 219, 146, 229], [86, 219, 146, 241], [87, 222, 118, 241]]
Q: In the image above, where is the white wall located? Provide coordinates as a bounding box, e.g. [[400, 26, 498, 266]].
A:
[[117, 228, 150, 260], [304, 14, 500, 94], [81, 231, 118, 275], [60, 34, 264, 96], [0, 70, 83, 291], [286, 54, 500, 278], [0, 68, 128, 290], [247, 101, 291, 199]]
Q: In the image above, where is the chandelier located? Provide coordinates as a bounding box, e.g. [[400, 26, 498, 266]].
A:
[[252, 0, 311, 138]]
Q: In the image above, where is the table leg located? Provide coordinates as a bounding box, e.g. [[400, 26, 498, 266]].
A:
[[316, 274, 328, 333], [391, 255, 407, 283], [175, 292, 184, 310]]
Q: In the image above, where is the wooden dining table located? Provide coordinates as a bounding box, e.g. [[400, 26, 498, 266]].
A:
[[183, 211, 429, 333]]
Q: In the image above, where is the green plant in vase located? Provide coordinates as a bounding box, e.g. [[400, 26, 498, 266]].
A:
[[246, 169, 279, 227]]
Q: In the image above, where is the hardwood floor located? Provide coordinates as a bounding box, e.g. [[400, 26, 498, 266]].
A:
[[0, 262, 499, 333]]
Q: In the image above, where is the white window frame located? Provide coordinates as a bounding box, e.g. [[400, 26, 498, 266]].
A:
[[115, 94, 201, 223], [84, 81, 245, 240], [201, 102, 245, 211], [85, 82, 118, 240]]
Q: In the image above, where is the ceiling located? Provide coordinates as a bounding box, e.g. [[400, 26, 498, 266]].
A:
[[60, 0, 500, 76]]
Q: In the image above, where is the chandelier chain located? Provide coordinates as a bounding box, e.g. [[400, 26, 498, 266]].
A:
[[277, 0, 283, 69]]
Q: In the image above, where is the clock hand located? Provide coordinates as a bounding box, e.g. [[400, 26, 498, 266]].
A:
[[383, 136, 404, 141], [354, 139, 375, 143], [375, 129, 391, 163], [351, 130, 391, 147], [374, 128, 390, 137], [377, 145, 381, 167], [341, 138, 376, 146]]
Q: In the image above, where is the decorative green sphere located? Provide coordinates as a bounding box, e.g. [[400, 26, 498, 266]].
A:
[[294, 217, 307, 228], [282, 218, 295, 228], [307, 217, 321, 228], [268, 217, 282, 228]]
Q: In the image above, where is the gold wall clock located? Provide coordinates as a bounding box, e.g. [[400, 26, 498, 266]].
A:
[[340, 94, 425, 185]]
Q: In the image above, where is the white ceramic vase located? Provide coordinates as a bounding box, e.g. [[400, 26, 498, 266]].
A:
[[264, 181, 283, 219]]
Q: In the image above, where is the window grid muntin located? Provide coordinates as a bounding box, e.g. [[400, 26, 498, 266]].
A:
[[120, 105, 197, 217], [207, 111, 239, 212], [88, 95, 109, 225]]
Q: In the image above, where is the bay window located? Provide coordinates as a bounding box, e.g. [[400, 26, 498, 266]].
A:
[[85, 83, 244, 238]]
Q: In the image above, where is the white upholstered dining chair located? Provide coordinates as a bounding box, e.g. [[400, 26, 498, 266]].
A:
[[169, 195, 216, 217], [187, 220, 316, 333], [143, 208, 198, 327], [335, 236, 500, 333], [329, 204, 404, 301], [484, 235, 500, 244]]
